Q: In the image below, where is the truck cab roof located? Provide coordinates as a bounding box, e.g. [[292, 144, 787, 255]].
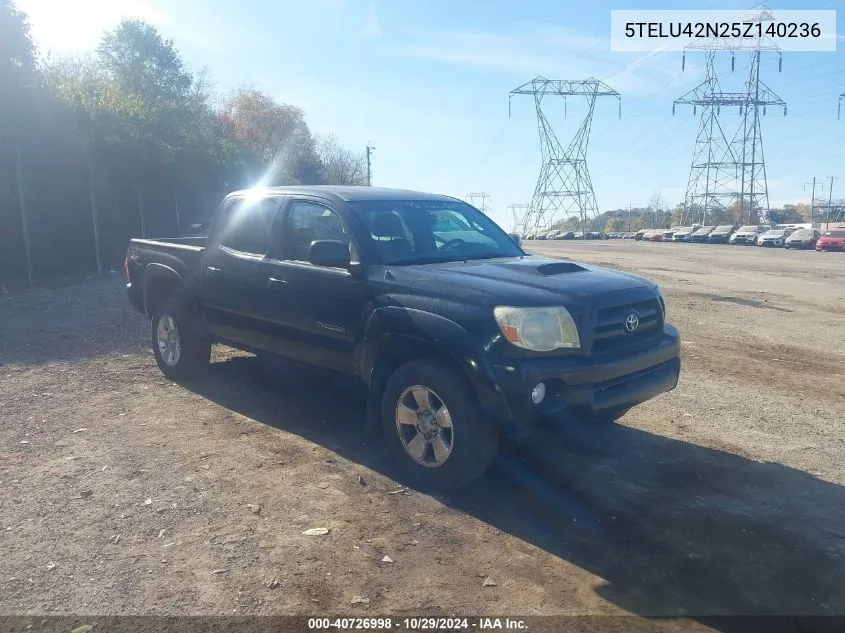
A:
[[225, 186, 460, 206]]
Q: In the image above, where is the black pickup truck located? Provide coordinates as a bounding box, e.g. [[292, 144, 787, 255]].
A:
[[126, 186, 680, 488]]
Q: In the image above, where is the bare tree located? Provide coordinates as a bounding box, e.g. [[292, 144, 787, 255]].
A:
[[316, 134, 367, 186], [647, 190, 665, 228]]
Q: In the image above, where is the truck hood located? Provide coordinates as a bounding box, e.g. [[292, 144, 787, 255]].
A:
[[377, 256, 655, 306]]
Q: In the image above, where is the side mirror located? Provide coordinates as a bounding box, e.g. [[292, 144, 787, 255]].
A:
[[308, 240, 351, 269], [508, 233, 522, 246]]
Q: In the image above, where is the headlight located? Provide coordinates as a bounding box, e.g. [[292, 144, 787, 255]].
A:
[[493, 306, 580, 351]]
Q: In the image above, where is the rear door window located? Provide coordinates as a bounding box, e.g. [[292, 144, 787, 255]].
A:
[[217, 197, 281, 257]]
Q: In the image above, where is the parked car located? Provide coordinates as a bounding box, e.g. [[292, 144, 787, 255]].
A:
[[671, 226, 698, 242], [661, 229, 676, 240], [536, 233, 548, 240], [572, 231, 584, 239], [689, 226, 715, 243], [708, 225, 735, 244], [544, 230, 563, 240], [784, 228, 821, 250], [730, 225, 771, 245], [645, 229, 663, 242], [124, 186, 680, 489], [816, 229, 845, 252], [757, 228, 795, 247], [556, 231, 575, 240], [634, 229, 649, 241]]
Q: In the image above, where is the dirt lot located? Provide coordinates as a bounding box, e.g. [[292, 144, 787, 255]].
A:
[[1, 241, 844, 623]]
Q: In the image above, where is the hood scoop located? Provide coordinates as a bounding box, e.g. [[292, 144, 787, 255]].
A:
[[536, 261, 586, 276]]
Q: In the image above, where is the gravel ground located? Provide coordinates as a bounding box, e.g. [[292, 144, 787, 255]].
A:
[[1, 241, 844, 623]]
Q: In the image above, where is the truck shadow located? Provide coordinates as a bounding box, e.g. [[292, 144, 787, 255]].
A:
[[186, 354, 845, 624]]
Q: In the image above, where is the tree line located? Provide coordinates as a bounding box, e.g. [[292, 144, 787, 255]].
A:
[[0, 1, 367, 290]]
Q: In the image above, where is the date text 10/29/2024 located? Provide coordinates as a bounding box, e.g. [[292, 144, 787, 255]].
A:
[[307, 618, 528, 630]]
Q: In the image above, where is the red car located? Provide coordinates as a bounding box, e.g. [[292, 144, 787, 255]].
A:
[[816, 229, 845, 252], [645, 229, 663, 242]]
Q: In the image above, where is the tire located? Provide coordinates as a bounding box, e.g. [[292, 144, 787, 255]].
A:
[[151, 298, 210, 381], [380, 358, 498, 490]]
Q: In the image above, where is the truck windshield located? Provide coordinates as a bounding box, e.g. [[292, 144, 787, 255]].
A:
[[349, 200, 524, 265]]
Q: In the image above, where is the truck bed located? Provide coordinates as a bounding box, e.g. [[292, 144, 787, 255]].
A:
[[125, 237, 208, 315]]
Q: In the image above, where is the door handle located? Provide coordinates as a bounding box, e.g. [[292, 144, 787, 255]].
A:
[[206, 266, 222, 276], [267, 277, 288, 288]]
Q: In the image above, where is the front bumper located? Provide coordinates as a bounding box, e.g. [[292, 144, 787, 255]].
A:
[[488, 325, 681, 427], [731, 236, 757, 245]]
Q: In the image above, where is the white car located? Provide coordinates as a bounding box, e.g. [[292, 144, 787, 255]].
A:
[[672, 226, 699, 242], [757, 228, 795, 247], [730, 225, 771, 245]]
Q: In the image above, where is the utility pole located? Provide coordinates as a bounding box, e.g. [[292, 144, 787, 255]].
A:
[[366, 143, 375, 186], [628, 204, 632, 233], [804, 178, 822, 226], [826, 176, 838, 228]]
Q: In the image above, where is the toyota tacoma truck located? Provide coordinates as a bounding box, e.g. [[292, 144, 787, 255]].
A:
[[125, 186, 680, 488]]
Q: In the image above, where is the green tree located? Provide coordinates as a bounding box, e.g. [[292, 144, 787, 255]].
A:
[[98, 19, 192, 109], [768, 206, 805, 225], [0, 0, 37, 142]]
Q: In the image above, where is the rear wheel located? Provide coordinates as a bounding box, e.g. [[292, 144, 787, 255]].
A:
[[381, 359, 498, 490], [151, 299, 210, 381]]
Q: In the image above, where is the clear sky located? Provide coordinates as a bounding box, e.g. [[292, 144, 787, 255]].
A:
[[18, 0, 844, 230]]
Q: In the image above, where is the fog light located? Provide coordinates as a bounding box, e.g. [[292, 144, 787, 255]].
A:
[[531, 382, 546, 404]]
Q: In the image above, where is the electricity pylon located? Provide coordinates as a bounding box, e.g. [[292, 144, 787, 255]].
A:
[[839, 91, 845, 120], [466, 192, 492, 215], [674, 6, 785, 226], [507, 203, 530, 234], [510, 77, 620, 237]]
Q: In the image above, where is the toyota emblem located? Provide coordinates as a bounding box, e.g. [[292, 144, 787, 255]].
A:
[[624, 312, 640, 333]]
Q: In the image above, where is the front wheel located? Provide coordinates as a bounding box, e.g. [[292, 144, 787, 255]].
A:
[[381, 359, 498, 490], [151, 300, 210, 381]]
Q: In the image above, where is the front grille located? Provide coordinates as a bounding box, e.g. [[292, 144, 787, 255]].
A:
[[591, 298, 662, 354]]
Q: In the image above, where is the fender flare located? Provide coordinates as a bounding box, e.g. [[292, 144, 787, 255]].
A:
[[142, 263, 187, 318], [359, 306, 510, 434]]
